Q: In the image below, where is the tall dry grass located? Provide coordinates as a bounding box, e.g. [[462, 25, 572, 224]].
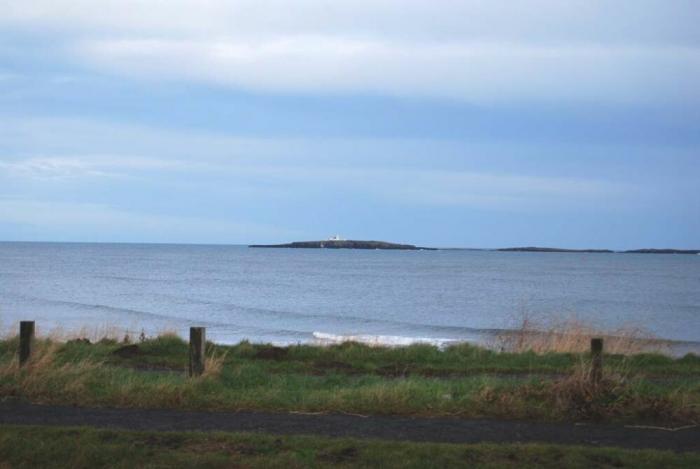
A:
[[0, 338, 104, 402], [531, 360, 694, 422], [0, 321, 128, 344], [0, 319, 185, 345], [46, 325, 128, 343], [495, 313, 667, 355], [202, 349, 228, 379]]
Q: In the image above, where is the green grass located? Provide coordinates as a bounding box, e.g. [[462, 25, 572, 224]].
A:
[[1, 336, 699, 423], [1, 425, 698, 468], [6, 334, 696, 377]]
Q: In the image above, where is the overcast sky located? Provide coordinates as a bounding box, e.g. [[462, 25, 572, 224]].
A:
[[1, 0, 699, 248]]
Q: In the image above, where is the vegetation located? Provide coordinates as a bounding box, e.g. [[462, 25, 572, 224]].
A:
[[1, 425, 699, 468], [1, 334, 699, 423], [495, 316, 674, 355]]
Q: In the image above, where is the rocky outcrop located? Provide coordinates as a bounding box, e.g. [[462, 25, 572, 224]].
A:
[[497, 247, 614, 253], [624, 249, 700, 255], [249, 240, 436, 250]]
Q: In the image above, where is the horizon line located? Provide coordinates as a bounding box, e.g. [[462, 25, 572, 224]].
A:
[[1, 239, 698, 253]]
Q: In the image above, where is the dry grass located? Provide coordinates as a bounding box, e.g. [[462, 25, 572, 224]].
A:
[[0, 339, 103, 403], [495, 314, 668, 355], [154, 329, 180, 339], [0, 322, 129, 344], [0, 339, 58, 375], [547, 360, 634, 419], [473, 357, 696, 423], [0, 332, 698, 424], [202, 349, 228, 379], [0, 320, 186, 346], [48, 325, 129, 343], [535, 360, 693, 422]]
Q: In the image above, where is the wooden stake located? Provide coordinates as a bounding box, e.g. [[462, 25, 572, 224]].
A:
[[19, 321, 35, 366], [591, 337, 603, 385], [189, 327, 205, 377]]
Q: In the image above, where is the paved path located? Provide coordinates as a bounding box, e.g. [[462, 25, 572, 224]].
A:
[[1, 401, 698, 451]]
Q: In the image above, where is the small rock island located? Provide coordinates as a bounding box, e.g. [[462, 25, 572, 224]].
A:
[[497, 247, 614, 253], [623, 248, 700, 255], [250, 238, 436, 250], [496, 247, 699, 255]]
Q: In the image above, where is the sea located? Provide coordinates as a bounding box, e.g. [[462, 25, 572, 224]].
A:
[[1, 242, 699, 352]]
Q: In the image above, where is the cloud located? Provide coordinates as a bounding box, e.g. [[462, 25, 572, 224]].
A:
[[0, 151, 633, 212], [0, 116, 298, 160], [0, 157, 114, 179], [2, 1, 699, 103], [0, 198, 299, 242], [3, 1, 698, 45], [0, 117, 642, 213], [0, 155, 219, 180], [0, 115, 686, 245], [244, 165, 635, 210], [72, 37, 699, 103]]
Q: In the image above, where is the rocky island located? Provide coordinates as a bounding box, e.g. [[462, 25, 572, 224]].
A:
[[624, 249, 700, 255], [249, 239, 436, 250], [496, 247, 699, 254], [497, 247, 614, 253]]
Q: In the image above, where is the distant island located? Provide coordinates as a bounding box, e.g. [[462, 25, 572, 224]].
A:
[[623, 249, 700, 255], [249, 239, 436, 250], [497, 247, 614, 253], [497, 247, 699, 255], [249, 240, 698, 254]]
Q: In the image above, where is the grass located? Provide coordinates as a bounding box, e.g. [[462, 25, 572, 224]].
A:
[[1, 425, 699, 468], [1, 334, 699, 424], [495, 315, 671, 355]]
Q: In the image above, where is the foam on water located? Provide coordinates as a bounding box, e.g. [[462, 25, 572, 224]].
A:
[[313, 331, 464, 348]]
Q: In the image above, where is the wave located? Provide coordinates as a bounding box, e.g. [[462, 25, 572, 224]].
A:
[[3, 294, 313, 343], [311, 331, 700, 356], [164, 294, 505, 336], [3, 292, 510, 342], [312, 331, 465, 348], [14, 292, 698, 353], [13, 295, 183, 323]]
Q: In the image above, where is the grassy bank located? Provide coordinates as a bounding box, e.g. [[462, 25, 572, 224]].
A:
[[1, 425, 699, 468], [1, 335, 699, 423]]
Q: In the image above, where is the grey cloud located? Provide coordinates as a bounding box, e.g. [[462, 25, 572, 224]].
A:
[[2, 1, 699, 103]]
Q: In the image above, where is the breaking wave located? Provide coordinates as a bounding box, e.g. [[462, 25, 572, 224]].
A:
[[312, 331, 465, 348]]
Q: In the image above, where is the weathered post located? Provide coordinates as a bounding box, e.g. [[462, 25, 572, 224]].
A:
[[590, 337, 603, 385], [19, 321, 35, 366], [189, 327, 205, 377]]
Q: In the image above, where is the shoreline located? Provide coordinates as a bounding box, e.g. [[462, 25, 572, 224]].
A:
[[4, 321, 699, 357]]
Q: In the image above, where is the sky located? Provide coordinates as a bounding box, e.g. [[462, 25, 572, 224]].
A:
[[0, 0, 699, 249]]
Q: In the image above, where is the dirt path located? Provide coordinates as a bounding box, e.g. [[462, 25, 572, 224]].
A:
[[1, 401, 698, 452]]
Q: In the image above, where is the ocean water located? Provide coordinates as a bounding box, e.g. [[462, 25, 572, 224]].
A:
[[0, 242, 699, 350]]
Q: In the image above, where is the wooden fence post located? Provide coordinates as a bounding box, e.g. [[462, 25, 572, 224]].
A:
[[590, 337, 603, 385], [189, 327, 205, 377], [19, 321, 35, 366]]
